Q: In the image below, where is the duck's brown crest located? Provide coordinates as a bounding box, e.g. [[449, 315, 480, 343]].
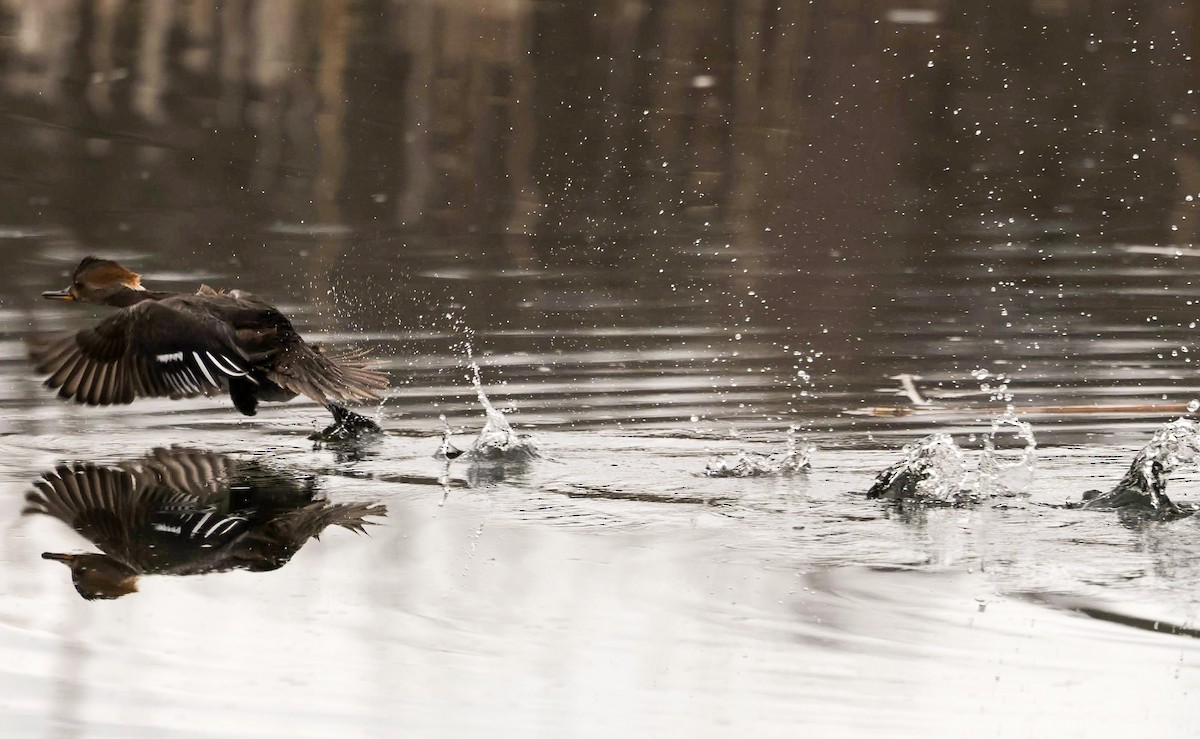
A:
[[76, 256, 144, 290]]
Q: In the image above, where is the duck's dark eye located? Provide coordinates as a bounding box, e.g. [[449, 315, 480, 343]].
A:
[[74, 282, 83, 289]]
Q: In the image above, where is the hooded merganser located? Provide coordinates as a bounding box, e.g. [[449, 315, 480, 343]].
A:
[[26, 256, 389, 422], [25, 446, 386, 600]]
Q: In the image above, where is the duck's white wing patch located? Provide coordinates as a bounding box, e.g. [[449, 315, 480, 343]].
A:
[[204, 350, 250, 378]]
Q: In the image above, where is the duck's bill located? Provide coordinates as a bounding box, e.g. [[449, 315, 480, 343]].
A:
[[42, 288, 74, 300], [41, 552, 75, 563]]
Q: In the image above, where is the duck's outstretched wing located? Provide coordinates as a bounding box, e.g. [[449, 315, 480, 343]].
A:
[[265, 343, 389, 404], [26, 300, 255, 406]]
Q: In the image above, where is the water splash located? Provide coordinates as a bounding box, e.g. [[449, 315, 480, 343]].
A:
[[867, 433, 969, 504], [1078, 418, 1200, 519], [971, 367, 1013, 403], [867, 409, 1038, 504], [971, 409, 1037, 496], [464, 348, 538, 462], [433, 416, 464, 506], [704, 426, 814, 478], [434, 415, 465, 461], [433, 337, 539, 492]]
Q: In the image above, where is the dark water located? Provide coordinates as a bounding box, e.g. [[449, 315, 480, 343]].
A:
[[2, 1, 1200, 736]]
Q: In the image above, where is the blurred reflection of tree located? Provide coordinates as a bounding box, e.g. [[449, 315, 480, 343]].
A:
[[390, 0, 538, 261], [0, 0, 1196, 261], [4, 0, 80, 103], [86, 0, 121, 115], [133, 0, 170, 124]]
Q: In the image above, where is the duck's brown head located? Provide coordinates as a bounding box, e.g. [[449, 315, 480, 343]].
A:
[[42, 257, 146, 305]]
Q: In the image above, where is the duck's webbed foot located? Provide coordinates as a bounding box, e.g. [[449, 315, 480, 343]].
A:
[[310, 403, 383, 442]]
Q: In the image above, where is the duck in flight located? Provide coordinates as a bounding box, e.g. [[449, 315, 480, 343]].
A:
[[26, 257, 389, 424]]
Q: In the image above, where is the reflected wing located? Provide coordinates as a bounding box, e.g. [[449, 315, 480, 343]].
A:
[[130, 446, 239, 505], [26, 300, 255, 406], [23, 448, 241, 569], [23, 462, 196, 566]]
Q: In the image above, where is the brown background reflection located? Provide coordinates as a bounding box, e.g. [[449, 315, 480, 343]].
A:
[[2, 1, 1195, 248], [1, 1, 1198, 432]]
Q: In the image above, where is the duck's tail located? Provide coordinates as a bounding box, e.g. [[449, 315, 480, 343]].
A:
[[265, 343, 389, 405]]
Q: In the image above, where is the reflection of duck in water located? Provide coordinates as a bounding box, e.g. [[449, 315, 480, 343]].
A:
[[24, 447, 386, 600], [26, 257, 388, 429]]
